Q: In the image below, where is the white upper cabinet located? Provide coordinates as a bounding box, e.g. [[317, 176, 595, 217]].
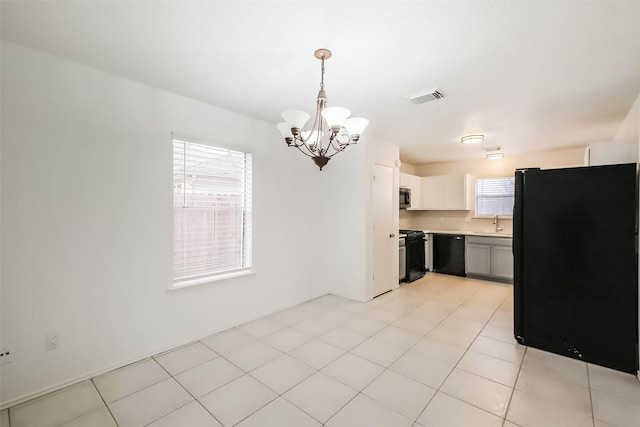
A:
[[399, 172, 410, 188], [584, 140, 637, 166], [421, 174, 472, 210], [400, 173, 423, 209]]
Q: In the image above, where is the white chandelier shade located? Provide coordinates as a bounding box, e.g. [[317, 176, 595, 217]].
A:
[[277, 48, 369, 170]]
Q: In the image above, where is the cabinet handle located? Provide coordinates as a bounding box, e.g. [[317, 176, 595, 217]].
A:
[[389, 233, 396, 238]]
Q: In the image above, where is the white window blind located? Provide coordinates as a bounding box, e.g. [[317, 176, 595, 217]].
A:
[[173, 139, 252, 282], [475, 177, 515, 216]]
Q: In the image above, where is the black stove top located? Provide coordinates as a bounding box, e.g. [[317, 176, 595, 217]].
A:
[[400, 229, 426, 238]]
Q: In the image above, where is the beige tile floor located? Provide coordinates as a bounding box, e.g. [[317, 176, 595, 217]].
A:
[[3, 273, 640, 427]]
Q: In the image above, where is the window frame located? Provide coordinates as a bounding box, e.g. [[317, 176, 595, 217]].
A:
[[170, 136, 253, 290], [474, 176, 515, 218]]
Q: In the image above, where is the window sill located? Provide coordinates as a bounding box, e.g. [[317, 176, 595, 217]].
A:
[[169, 268, 254, 291]]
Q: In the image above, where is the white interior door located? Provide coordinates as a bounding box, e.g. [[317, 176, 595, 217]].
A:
[[372, 163, 396, 298]]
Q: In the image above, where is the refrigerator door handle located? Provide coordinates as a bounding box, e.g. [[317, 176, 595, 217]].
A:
[[513, 169, 526, 342]]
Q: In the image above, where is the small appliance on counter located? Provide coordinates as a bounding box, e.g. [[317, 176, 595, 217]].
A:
[[399, 230, 426, 282]]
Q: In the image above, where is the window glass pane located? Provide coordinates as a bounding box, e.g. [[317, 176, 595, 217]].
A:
[[475, 177, 514, 216], [173, 139, 252, 281]]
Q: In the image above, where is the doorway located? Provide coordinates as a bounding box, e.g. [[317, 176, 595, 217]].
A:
[[372, 163, 397, 298]]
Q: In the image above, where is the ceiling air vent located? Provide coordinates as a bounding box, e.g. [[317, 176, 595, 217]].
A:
[[406, 88, 444, 104]]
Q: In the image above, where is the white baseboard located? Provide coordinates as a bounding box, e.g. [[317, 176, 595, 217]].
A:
[[0, 334, 204, 410]]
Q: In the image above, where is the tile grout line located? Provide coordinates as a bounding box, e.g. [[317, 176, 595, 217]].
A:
[[501, 346, 528, 427], [147, 356, 203, 426], [273, 285, 471, 425], [493, 290, 525, 427], [141, 351, 225, 427], [586, 364, 596, 427], [214, 311, 349, 426], [240, 305, 378, 426], [422, 289, 515, 424], [382, 280, 512, 424], [89, 378, 120, 427]]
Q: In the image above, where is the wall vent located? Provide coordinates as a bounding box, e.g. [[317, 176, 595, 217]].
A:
[[406, 88, 444, 104]]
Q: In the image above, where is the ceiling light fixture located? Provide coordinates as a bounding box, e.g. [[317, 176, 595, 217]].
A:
[[484, 146, 505, 160], [277, 49, 369, 170], [461, 134, 484, 145], [486, 152, 505, 160]]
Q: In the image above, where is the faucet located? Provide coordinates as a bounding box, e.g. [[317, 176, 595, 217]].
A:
[[493, 214, 504, 232]]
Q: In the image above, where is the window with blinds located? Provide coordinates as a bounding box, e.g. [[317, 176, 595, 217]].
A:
[[173, 139, 252, 283], [475, 177, 515, 216]]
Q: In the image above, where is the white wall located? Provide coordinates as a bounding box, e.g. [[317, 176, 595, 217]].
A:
[[315, 136, 400, 302], [0, 41, 335, 406], [314, 144, 369, 302], [616, 93, 640, 142]]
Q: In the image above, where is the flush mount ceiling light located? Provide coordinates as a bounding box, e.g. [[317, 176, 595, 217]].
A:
[[277, 49, 369, 171], [484, 146, 505, 160], [460, 134, 485, 145], [486, 152, 505, 160]]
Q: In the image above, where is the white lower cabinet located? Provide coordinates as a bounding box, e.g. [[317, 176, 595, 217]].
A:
[[465, 236, 513, 283], [491, 245, 514, 281], [466, 243, 492, 276]]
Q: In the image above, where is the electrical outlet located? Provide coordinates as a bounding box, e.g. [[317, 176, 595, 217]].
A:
[[0, 348, 13, 365], [46, 334, 59, 351]]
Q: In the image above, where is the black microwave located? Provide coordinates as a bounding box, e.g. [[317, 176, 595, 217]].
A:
[[400, 187, 411, 209]]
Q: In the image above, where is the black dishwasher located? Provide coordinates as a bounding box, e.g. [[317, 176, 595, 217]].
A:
[[433, 234, 466, 277]]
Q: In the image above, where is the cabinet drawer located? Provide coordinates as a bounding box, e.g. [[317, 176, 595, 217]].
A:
[[466, 236, 512, 246]]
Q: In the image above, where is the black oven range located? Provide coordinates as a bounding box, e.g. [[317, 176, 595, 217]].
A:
[[399, 230, 426, 282]]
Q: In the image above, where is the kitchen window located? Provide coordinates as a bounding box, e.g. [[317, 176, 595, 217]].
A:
[[172, 138, 252, 287], [475, 177, 515, 216]]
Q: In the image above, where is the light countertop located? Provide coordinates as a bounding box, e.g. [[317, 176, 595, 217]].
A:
[[422, 229, 513, 238]]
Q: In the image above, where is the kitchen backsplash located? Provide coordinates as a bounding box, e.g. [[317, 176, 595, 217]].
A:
[[400, 209, 513, 234]]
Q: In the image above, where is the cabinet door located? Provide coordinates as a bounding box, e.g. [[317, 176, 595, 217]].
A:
[[408, 174, 422, 209], [422, 175, 446, 209], [465, 244, 492, 276], [444, 174, 470, 210], [491, 245, 514, 281], [400, 173, 410, 188]]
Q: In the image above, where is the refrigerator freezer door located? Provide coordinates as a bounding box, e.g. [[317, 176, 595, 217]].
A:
[[513, 164, 638, 374]]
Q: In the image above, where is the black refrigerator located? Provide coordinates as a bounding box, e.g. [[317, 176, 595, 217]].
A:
[[513, 163, 638, 374]]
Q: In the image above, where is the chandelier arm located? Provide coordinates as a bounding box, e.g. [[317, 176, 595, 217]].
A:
[[324, 145, 348, 159], [326, 135, 353, 153], [292, 145, 315, 158], [323, 138, 347, 156]]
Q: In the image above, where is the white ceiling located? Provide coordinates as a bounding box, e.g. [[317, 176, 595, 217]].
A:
[[2, 1, 640, 164]]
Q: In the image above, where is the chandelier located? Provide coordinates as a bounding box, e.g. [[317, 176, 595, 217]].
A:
[[277, 49, 369, 170]]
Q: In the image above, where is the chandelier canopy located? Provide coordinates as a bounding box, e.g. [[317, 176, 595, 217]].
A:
[[277, 49, 369, 170]]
